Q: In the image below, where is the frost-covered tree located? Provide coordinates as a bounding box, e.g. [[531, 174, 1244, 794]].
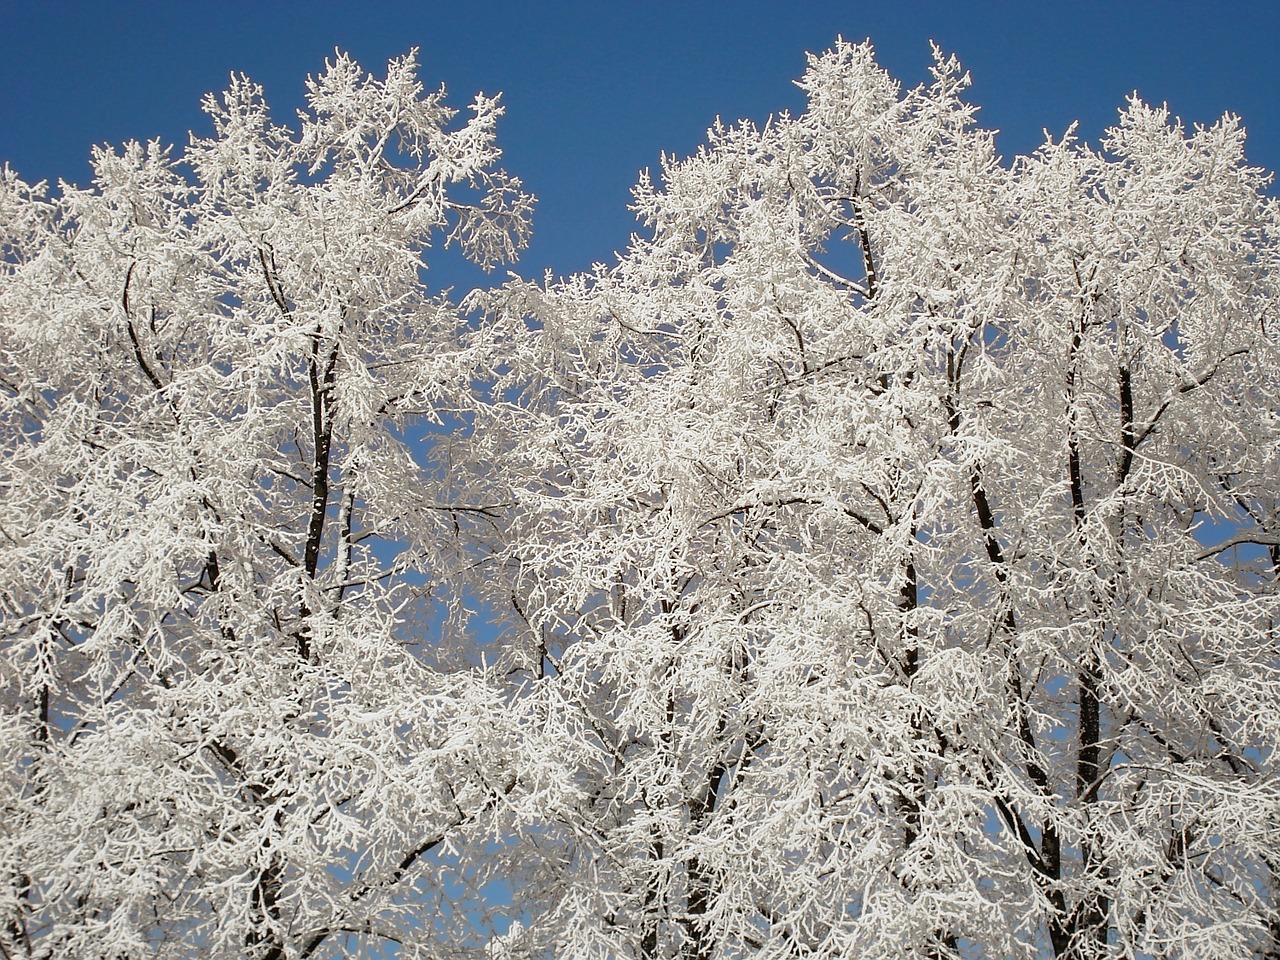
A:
[[0, 52, 531, 959], [466, 42, 1280, 960], [4, 40, 1280, 960]]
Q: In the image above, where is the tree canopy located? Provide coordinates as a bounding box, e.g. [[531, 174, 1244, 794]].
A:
[[2, 41, 1279, 960]]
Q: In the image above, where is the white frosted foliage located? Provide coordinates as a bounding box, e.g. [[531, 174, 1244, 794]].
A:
[[3, 40, 1279, 960]]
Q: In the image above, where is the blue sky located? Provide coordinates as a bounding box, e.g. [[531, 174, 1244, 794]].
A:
[[3, 1, 1277, 286]]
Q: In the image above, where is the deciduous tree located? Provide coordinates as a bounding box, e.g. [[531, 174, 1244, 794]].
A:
[[468, 41, 1280, 960], [1, 51, 531, 959]]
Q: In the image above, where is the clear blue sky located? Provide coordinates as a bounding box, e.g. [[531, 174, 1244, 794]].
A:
[[3, 1, 1277, 286]]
